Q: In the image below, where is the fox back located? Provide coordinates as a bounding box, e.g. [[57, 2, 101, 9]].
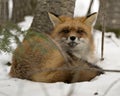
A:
[[9, 31, 71, 82]]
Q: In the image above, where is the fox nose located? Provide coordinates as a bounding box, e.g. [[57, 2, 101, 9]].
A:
[[70, 36, 76, 41]]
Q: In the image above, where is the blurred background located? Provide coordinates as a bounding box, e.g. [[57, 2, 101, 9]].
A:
[[0, 0, 120, 52]]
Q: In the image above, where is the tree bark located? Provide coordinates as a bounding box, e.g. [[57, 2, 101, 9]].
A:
[[31, 0, 75, 34], [96, 0, 120, 31], [0, 0, 9, 26], [11, 0, 37, 23]]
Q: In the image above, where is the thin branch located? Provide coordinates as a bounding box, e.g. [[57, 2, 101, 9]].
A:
[[111, 38, 119, 47], [101, 0, 106, 61], [0, 91, 9, 96], [103, 69, 120, 73], [40, 84, 50, 96], [67, 84, 75, 96], [106, 35, 119, 47], [86, 0, 94, 15], [102, 78, 120, 96]]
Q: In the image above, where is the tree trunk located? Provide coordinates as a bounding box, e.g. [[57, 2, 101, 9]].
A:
[[11, 0, 37, 23], [31, 0, 75, 34], [0, 0, 9, 26], [105, 0, 120, 29], [96, 0, 120, 32]]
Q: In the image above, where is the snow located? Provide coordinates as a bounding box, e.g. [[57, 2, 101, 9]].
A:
[[1, 1, 120, 96], [8, 0, 13, 19], [18, 16, 33, 31], [74, 0, 99, 17]]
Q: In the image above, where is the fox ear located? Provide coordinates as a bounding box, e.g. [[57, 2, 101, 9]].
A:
[[84, 12, 97, 26], [48, 12, 62, 26]]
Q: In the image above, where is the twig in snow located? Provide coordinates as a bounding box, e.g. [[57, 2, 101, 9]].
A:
[[40, 84, 50, 96], [67, 84, 75, 96], [106, 35, 119, 47], [101, 0, 106, 61], [0, 91, 9, 96], [110, 38, 119, 47], [102, 78, 120, 96]]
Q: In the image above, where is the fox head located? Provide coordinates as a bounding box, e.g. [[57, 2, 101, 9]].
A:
[[49, 12, 97, 62]]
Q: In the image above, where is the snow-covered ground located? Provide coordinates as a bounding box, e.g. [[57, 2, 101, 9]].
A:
[[1, 0, 120, 96], [1, 29, 120, 96]]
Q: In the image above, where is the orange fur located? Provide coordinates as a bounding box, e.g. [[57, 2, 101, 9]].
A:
[[9, 31, 71, 82], [9, 13, 103, 83]]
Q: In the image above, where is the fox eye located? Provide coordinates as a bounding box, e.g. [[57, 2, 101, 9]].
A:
[[77, 29, 86, 34], [61, 29, 70, 33]]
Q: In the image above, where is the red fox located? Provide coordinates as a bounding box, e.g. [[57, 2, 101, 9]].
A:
[[9, 12, 103, 83]]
